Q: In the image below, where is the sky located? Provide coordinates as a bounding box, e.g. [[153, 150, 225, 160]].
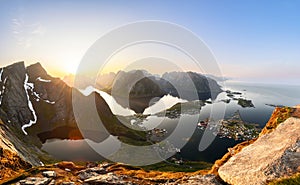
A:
[[0, 0, 300, 84]]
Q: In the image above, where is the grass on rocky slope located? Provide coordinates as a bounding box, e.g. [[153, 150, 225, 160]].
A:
[[140, 160, 212, 172], [260, 107, 293, 136], [269, 173, 300, 185]]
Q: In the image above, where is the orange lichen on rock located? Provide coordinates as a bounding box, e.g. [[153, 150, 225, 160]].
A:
[[55, 161, 85, 172], [260, 107, 294, 136], [105, 163, 185, 180], [209, 106, 295, 175], [0, 148, 31, 183]]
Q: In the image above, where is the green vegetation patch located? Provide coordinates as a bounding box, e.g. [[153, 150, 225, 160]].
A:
[[269, 173, 300, 185], [140, 160, 212, 172]]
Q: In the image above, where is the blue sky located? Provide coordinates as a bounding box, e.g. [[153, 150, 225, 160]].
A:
[[0, 0, 300, 84]]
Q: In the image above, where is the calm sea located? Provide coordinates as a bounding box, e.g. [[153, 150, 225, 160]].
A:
[[42, 82, 300, 163]]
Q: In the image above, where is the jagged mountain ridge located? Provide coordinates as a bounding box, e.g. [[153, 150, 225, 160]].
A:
[[105, 70, 222, 113], [64, 69, 223, 113], [0, 61, 221, 150], [0, 62, 33, 131], [0, 62, 146, 145]]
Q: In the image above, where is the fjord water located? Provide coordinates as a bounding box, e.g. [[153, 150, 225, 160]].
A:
[[42, 82, 300, 163]]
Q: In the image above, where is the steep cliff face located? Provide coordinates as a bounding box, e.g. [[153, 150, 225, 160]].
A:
[[162, 71, 222, 100], [0, 62, 146, 163], [0, 62, 68, 135], [0, 62, 61, 169], [0, 62, 79, 138], [110, 70, 222, 113], [25, 63, 76, 135], [0, 62, 33, 130], [0, 117, 47, 183], [111, 70, 167, 113]]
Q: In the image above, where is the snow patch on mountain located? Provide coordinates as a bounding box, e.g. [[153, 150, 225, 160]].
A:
[[0, 68, 3, 82], [44, 99, 55, 104], [31, 89, 55, 104], [36, 77, 51, 82], [0, 77, 8, 106], [21, 74, 38, 135]]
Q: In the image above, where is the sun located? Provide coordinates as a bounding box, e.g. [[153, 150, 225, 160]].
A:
[[63, 62, 79, 75], [57, 52, 83, 75]]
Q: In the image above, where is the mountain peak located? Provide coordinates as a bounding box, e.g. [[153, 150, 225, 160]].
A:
[[26, 62, 49, 81], [5, 61, 24, 68], [3, 61, 26, 75]]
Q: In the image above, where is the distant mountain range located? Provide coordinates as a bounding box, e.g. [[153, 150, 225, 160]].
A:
[[64, 70, 223, 113]]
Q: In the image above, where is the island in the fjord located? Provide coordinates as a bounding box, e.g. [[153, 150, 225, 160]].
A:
[[225, 90, 255, 108], [0, 62, 299, 185]]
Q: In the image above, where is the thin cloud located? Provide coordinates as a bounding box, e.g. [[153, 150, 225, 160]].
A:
[[31, 24, 46, 35], [11, 18, 46, 48]]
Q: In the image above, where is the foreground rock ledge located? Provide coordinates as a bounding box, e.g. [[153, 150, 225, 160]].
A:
[[218, 117, 300, 185]]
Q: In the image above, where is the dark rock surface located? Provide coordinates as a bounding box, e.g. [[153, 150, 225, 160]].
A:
[[0, 62, 33, 129], [237, 98, 254, 108], [0, 62, 146, 148], [162, 71, 222, 101], [26, 63, 76, 135], [109, 70, 222, 113], [111, 70, 167, 113]]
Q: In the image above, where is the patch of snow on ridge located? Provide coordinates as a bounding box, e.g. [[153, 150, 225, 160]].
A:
[[31, 89, 55, 104], [44, 99, 55, 104], [21, 74, 38, 135], [36, 77, 51, 82], [0, 68, 3, 82], [0, 77, 8, 106]]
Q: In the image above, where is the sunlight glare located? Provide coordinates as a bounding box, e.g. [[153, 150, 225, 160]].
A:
[[63, 61, 79, 75]]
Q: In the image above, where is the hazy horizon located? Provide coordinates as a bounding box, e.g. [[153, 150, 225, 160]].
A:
[[0, 1, 300, 85]]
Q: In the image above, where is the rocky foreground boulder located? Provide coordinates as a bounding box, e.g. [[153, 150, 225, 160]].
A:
[[218, 108, 300, 185], [6, 161, 221, 185]]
